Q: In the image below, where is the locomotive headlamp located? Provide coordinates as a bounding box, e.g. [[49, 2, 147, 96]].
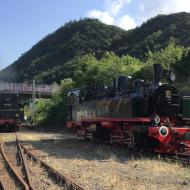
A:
[[159, 126, 169, 137], [170, 70, 176, 82], [151, 114, 160, 124]]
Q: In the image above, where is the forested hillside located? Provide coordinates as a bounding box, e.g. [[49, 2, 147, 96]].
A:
[[112, 12, 190, 59], [1, 12, 190, 83], [0, 19, 126, 82]]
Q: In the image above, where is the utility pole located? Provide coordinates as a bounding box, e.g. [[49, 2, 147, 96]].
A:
[[32, 80, 36, 104], [32, 80, 36, 125]]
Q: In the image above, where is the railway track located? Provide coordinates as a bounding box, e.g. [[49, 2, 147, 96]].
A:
[[85, 138, 190, 167], [100, 140, 190, 167], [95, 140, 190, 167], [134, 150, 190, 167], [0, 134, 84, 190], [0, 142, 29, 190], [162, 153, 190, 167]]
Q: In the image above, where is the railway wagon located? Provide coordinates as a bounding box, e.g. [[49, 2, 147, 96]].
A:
[[67, 64, 190, 155], [0, 93, 24, 131]]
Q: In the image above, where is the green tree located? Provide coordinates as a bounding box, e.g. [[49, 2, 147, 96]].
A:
[[34, 78, 75, 126], [146, 43, 185, 70], [73, 52, 143, 86], [136, 43, 186, 81], [33, 99, 52, 124], [174, 49, 190, 80]]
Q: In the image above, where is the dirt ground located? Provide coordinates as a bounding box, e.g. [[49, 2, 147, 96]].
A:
[[0, 128, 190, 190]]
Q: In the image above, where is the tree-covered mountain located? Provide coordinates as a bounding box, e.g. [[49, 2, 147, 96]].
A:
[[0, 19, 126, 83], [1, 12, 190, 83], [112, 12, 190, 59]]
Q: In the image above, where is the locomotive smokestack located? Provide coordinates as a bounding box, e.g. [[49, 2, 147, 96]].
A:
[[153, 64, 162, 86]]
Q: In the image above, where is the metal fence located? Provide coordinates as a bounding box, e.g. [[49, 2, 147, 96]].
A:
[[0, 81, 58, 94]]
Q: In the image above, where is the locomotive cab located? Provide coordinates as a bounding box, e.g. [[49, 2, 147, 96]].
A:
[[151, 84, 180, 116], [146, 64, 180, 116]]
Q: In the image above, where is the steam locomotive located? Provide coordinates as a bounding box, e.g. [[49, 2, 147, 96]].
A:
[[0, 93, 24, 131], [67, 64, 190, 154]]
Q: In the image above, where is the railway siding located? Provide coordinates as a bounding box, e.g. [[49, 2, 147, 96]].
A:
[[0, 133, 84, 190]]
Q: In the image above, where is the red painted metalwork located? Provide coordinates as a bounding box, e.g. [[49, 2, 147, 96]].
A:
[[0, 119, 20, 131], [0, 119, 17, 125], [81, 117, 151, 123], [148, 126, 190, 153], [67, 116, 190, 154], [100, 122, 113, 128]]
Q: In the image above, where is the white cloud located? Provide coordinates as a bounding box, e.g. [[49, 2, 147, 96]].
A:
[[86, 0, 190, 30], [86, 0, 136, 30], [116, 15, 136, 30], [109, 0, 131, 16], [135, 0, 190, 23], [87, 10, 114, 25], [87, 9, 136, 30]]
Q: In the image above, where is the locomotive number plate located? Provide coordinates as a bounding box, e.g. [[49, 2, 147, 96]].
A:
[[166, 90, 171, 98]]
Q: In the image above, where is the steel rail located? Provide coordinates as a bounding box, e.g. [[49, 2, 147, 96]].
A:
[[17, 142, 35, 190], [20, 143, 84, 190], [0, 143, 30, 190], [167, 153, 190, 166], [15, 133, 35, 190], [0, 180, 6, 190]]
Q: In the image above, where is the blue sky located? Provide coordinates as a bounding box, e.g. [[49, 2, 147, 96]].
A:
[[0, 0, 190, 70]]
